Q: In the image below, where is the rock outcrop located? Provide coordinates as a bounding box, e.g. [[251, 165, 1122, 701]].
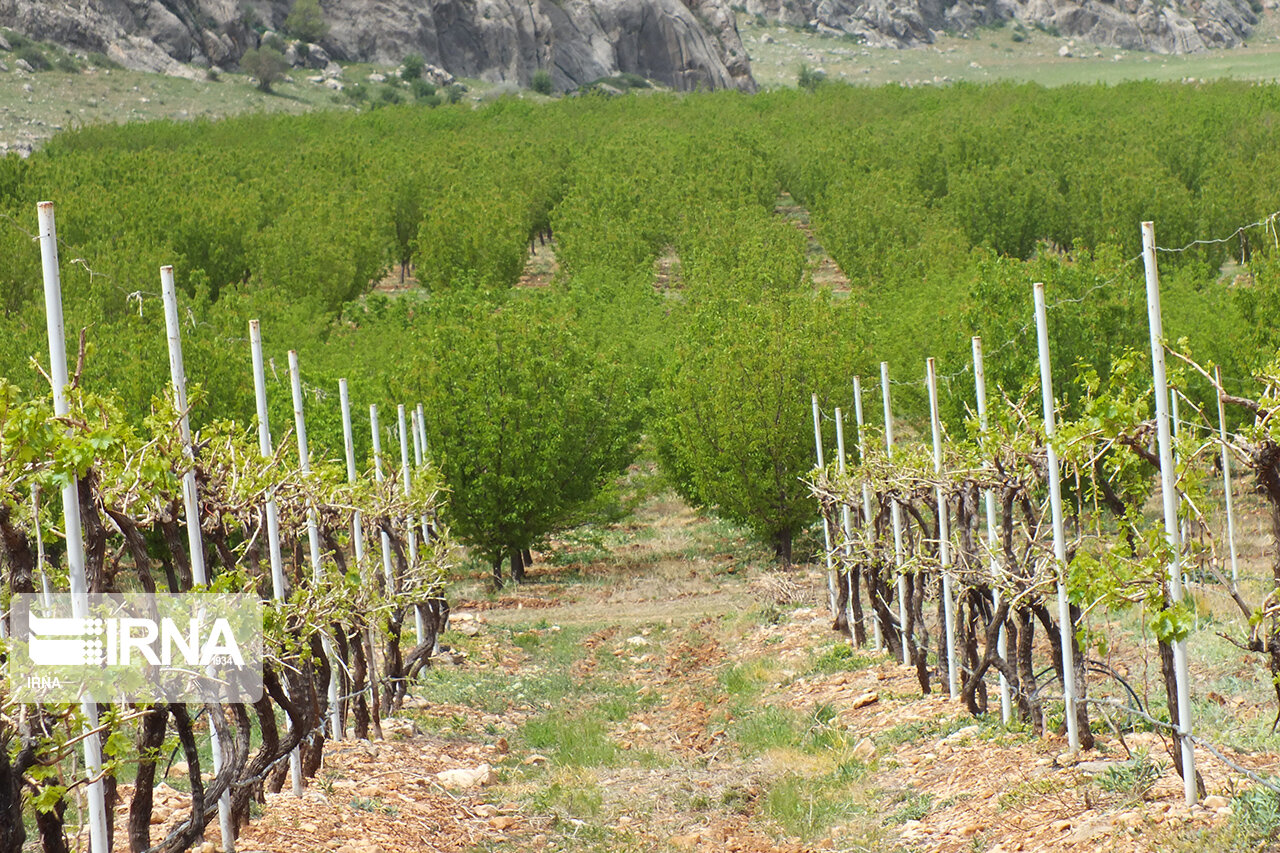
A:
[[0, 0, 755, 91], [744, 0, 1259, 52]]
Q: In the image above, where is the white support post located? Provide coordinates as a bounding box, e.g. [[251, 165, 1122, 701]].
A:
[[926, 358, 959, 699], [1215, 367, 1240, 586], [1142, 221, 1198, 805], [813, 394, 837, 615], [339, 381, 367, 573], [370, 405, 396, 591], [38, 201, 109, 853], [1033, 283, 1081, 752], [412, 406, 431, 545], [972, 337, 1012, 726], [881, 363, 910, 666], [288, 351, 343, 741], [398, 405, 426, 646], [834, 408, 856, 644], [339, 379, 379, 721], [161, 266, 234, 850], [248, 320, 302, 796], [853, 377, 883, 651]]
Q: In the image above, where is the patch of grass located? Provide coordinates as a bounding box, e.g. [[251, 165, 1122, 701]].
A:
[[1234, 783, 1280, 840], [522, 712, 619, 767], [1097, 750, 1161, 800], [997, 776, 1065, 811], [730, 705, 805, 754], [765, 773, 863, 839], [350, 796, 398, 815], [719, 659, 776, 698], [887, 789, 933, 824], [807, 641, 875, 675], [527, 768, 605, 818]]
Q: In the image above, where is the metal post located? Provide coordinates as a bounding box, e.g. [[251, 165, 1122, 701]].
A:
[[248, 320, 302, 796], [1215, 367, 1239, 586], [853, 377, 883, 651], [288, 351, 343, 741], [1142, 221, 1197, 805], [38, 201, 108, 853], [370, 405, 396, 591], [812, 394, 837, 615], [926, 358, 959, 699], [881, 363, 910, 666], [972, 336, 1012, 725], [1033, 283, 1081, 751], [161, 265, 234, 849], [398, 405, 426, 646], [834, 408, 856, 644]]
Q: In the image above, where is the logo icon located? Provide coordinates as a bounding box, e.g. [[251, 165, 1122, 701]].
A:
[[9, 594, 262, 703]]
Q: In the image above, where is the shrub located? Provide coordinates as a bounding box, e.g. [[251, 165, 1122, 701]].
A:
[[15, 45, 49, 71], [445, 83, 465, 104], [797, 62, 825, 91], [87, 52, 123, 70], [410, 78, 436, 100], [240, 46, 286, 92], [262, 33, 286, 53], [284, 0, 329, 43], [54, 55, 80, 73], [401, 53, 425, 81], [531, 68, 553, 95]]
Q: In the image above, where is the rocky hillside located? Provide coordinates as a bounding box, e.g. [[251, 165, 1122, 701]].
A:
[[0, 0, 755, 91], [745, 0, 1260, 52]]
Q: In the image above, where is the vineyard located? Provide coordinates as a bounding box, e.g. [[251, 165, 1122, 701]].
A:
[[2, 80, 1280, 851]]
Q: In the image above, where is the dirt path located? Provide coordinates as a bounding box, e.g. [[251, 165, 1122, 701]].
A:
[[198, 490, 1279, 853]]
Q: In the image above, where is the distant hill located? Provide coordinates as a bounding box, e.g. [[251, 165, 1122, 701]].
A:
[[745, 0, 1259, 52], [0, 0, 756, 92]]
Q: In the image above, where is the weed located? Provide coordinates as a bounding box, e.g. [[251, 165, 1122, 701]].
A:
[[522, 713, 618, 767], [528, 770, 604, 818], [1098, 750, 1161, 799], [765, 774, 846, 838], [731, 705, 804, 754], [807, 642, 874, 675], [350, 796, 398, 816], [1234, 783, 1280, 840], [887, 789, 933, 823], [998, 777, 1064, 810]]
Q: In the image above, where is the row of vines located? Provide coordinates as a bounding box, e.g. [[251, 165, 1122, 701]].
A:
[[1, 209, 452, 852], [811, 241, 1280, 807]]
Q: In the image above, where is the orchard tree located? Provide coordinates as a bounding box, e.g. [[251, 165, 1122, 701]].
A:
[[655, 285, 861, 564], [410, 290, 643, 586]]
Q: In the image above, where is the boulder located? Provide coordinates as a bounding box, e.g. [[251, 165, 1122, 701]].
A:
[[435, 763, 497, 789]]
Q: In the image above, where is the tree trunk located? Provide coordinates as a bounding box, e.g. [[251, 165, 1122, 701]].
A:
[[773, 529, 793, 566], [1159, 637, 1205, 797], [511, 548, 525, 584], [492, 553, 504, 589]]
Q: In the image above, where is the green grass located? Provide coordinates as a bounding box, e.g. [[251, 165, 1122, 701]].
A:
[[730, 704, 807, 754], [521, 712, 620, 766], [765, 773, 866, 839], [887, 789, 934, 824], [806, 641, 877, 675]]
